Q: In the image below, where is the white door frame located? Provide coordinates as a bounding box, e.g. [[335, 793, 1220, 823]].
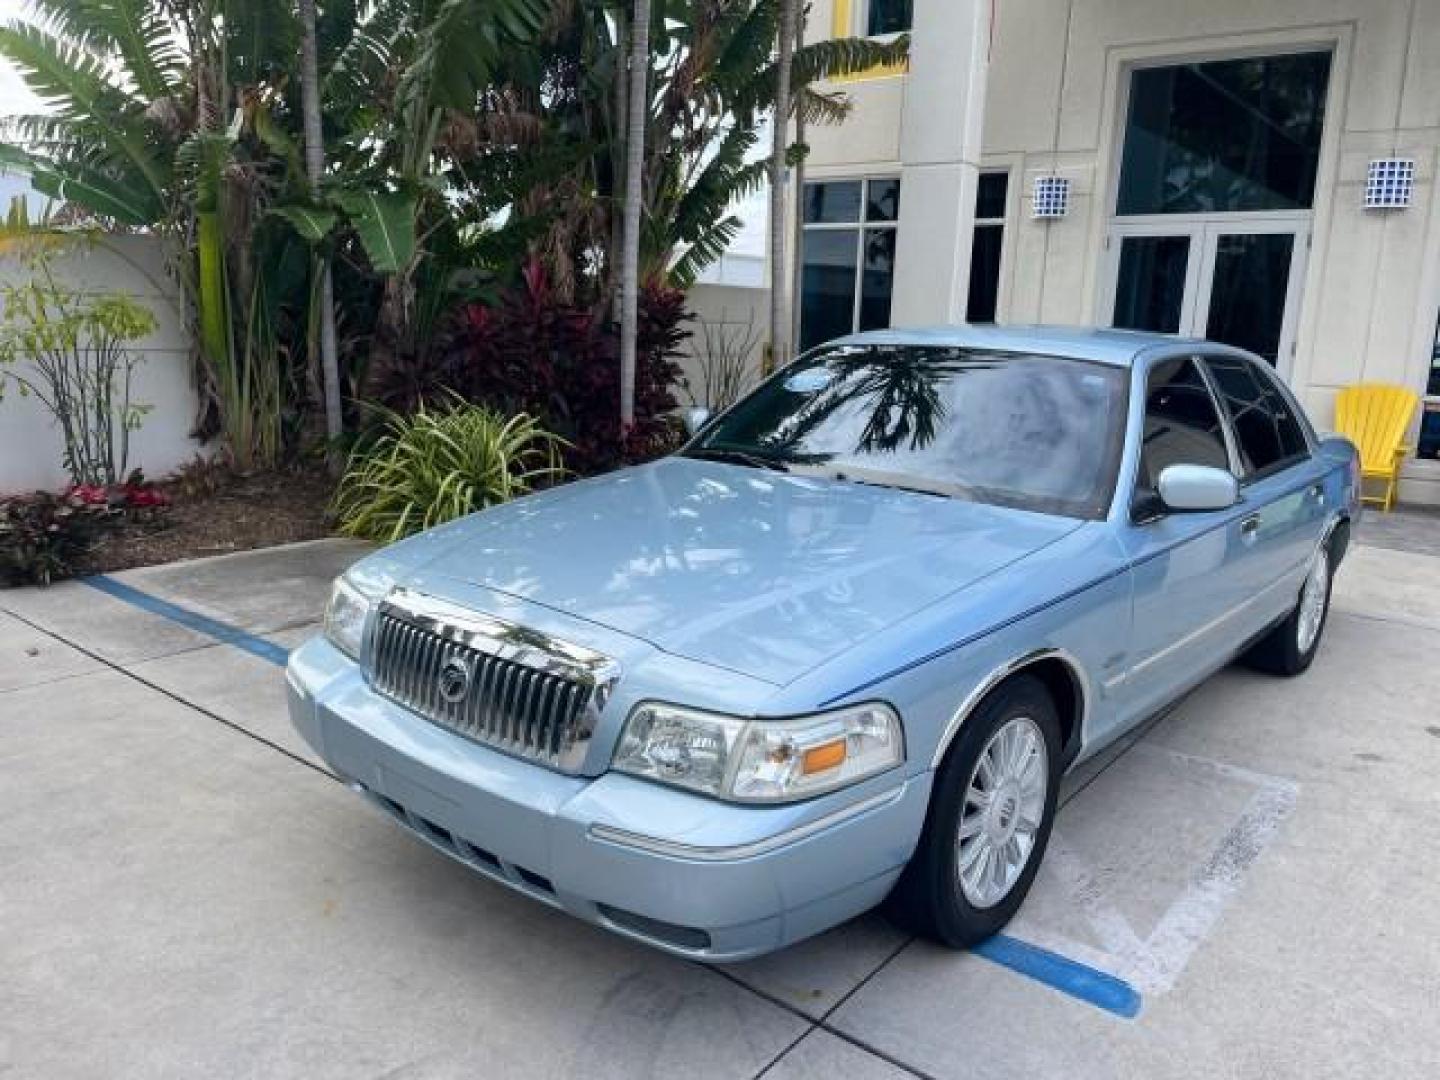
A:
[[1099, 211, 1311, 378]]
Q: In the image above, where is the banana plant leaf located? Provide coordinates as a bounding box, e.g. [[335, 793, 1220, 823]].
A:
[[0, 145, 157, 226], [333, 188, 417, 275], [272, 204, 339, 242]]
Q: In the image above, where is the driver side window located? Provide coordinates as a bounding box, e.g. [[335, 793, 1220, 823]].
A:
[[1135, 357, 1231, 511]]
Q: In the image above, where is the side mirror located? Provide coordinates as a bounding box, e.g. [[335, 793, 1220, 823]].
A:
[[1156, 464, 1239, 513], [682, 406, 712, 437]]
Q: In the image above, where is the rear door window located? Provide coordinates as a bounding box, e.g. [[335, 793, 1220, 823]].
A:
[[1202, 355, 1308, 477]]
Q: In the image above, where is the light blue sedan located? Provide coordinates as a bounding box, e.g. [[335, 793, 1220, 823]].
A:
[[287, 326, 1361, 959]]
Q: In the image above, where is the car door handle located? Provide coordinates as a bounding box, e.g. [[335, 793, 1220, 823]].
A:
[[1307, 483, 1325, 505], [1240, 514, 1261, 537]]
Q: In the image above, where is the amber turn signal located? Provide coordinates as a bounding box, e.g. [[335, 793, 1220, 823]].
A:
[[801, 739, 847, 775]]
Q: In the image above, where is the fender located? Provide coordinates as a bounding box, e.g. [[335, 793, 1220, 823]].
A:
[[929, 647, 1091, 769]]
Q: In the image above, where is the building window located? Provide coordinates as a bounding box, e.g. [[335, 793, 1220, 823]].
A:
[[967, 172, 1008, 323], [1117, 51, 1331, 215], [800, 178, 900, 351], [1421, 311, 1440, 460], [863, 0, 912, 36]]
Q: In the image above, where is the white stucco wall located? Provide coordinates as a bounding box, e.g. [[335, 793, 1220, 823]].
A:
[[679, 283, 769, 409], [802, 0, 1440, 503], [0, 235, 204, 494]]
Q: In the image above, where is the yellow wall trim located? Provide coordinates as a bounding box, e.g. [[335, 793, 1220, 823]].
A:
[[830, 0, 911, 82]]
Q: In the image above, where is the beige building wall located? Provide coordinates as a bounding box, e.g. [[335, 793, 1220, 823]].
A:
[[801, 0, 1440, 503]]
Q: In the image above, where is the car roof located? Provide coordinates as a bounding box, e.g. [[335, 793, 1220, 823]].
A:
[[825, 324, 1222, 367]]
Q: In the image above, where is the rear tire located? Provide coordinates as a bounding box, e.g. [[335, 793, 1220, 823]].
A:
[[885, 675, 1060, 948], [1242, 542, 1332, 677]]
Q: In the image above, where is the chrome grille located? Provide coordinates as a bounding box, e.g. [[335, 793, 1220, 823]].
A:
[[365, 589, 617, 773]]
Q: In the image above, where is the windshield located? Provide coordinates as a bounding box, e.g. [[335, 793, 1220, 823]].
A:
[[684, 344, 1129, 519]]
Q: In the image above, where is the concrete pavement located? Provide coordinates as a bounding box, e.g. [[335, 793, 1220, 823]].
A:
[[3, 527, 1439, 1078]]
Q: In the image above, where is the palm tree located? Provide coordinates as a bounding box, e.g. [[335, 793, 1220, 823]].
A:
[[768, 0, 798, 371], [0, 0, 555, 458], [0, 0, 307, 466], [1, 0, 907, 453], [297, 0, 342, 459], [486, 2, 908, 296]]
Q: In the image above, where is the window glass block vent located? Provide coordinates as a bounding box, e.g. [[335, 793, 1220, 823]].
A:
[[1364, 158, 1414, 209], [1032, 175, 1070, 219]]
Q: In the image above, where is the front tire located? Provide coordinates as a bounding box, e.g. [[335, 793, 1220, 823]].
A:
[[885, 675, 1060, 948], [1242, 542, 1332, 677]]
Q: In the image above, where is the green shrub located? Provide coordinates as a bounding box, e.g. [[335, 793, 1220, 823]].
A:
[[0, 491, 116, 587], [0, 242, 158, 488], [333, 398, 567, 543]]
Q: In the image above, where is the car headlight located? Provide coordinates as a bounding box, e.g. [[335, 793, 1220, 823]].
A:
[[613, 701, 904, 803], [324, 574, 377, 660]]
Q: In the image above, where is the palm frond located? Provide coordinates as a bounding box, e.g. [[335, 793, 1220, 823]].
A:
[[225, 0, 300, 88], [0, 112, 87, 154], [667, 213, 743, 288], [398, 0, 552, 115], [0, 22, 133, 120], [0, 22, 169, 202], [708, 0, 779, 110], [791, 34, 910, 85], [738, 34, 910, 115], [669, 122, 761, 246], [27, 0, 182, 100], [323, 0, 413, 111], [0, 142, 159, 224], [795, 84, 851, 126]]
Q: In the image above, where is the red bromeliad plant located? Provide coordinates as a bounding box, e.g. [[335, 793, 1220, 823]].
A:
[[66, 471, 170, 510], [439, 262, 687, 476], [0, 490, 115, 587]]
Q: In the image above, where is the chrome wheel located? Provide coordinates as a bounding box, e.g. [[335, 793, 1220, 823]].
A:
[[1296, 546, 1330, 655], [956, 715, 1048, 909]]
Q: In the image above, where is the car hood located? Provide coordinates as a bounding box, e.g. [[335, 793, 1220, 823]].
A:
[[410, 457, 1081, 685]]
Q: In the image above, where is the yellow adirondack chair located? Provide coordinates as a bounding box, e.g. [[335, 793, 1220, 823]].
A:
[[1334, 382, 1419, 511]]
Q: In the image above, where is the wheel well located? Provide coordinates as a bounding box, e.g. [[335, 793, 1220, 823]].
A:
[[1328, 514, 1351, 567], [936, 654, 1087, 769], [1020, 657, 1084, 764]]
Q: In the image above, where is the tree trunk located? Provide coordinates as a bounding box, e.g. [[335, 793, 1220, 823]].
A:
[[768, 0, 799, 372], [618, 0, 650, 432], [790, 6, 808, 354], [298, 0, 343, 467], [609, 7, 628, 324]]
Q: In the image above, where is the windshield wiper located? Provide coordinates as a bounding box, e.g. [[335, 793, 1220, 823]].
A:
[[828, 469, 954, 499], [687, 447, 790, 473]]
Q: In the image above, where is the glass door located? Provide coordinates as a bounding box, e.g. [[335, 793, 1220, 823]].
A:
[[1108, 228, 1202, 334], [1102, 218, 1308, 372], [1193, 221, 1306, 368]]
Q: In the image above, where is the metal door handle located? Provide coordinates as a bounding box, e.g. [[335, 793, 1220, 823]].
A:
[[1240, 515, 1261, 536], [1308, 483, 1325, 504]]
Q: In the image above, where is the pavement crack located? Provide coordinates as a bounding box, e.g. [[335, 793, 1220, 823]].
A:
[[751, 1025, 818, 1080], [711, 932, 932, 1080], [0, 666, 107, 695]]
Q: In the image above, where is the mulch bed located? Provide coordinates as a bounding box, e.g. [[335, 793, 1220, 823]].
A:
[[77, 467, 339, 575]]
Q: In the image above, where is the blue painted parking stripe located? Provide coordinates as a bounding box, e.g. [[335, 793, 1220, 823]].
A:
[[83, 575, 291, 667], [973, 934, 1142, 1018]]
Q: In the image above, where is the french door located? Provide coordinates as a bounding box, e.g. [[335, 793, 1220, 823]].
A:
[[1102, 216, 1309, 372]]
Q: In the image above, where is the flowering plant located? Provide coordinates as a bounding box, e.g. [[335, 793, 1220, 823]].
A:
[[0, 490, 116, 586]]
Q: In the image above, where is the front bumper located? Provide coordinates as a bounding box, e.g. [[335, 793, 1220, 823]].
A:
[[286, 636, 929, 961]]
